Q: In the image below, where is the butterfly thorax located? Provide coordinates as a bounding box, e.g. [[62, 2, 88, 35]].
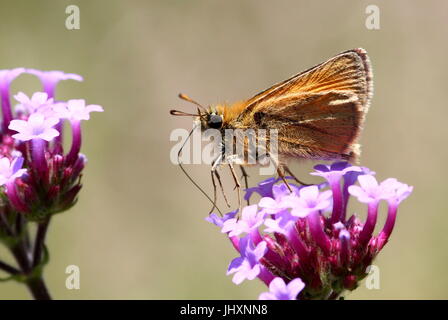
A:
[[198, 102, 247, 131]]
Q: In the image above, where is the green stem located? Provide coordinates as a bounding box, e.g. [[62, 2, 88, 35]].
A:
[[10, 242, 31, 273], [33, 218, 50, 268], [25, 276, 52, 300], [8, 217, 52, 300], [0, 260, 20, 275]]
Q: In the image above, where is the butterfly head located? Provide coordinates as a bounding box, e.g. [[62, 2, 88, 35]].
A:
[[170, 93, 224, 131], [201, 107, 223, 130]]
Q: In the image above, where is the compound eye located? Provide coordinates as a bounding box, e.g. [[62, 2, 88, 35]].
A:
[[208, 114, 223, 129]]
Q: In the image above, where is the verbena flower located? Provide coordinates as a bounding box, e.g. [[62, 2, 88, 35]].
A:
[[226, 236, 267, 285], [0, 156, 27, 186], [259, 277, 305, 300], [221, 205, 265, 237], [205, 210, 238, 228], [0, 69, 103, 219], [14, 91, 55, 115], [0, 68, 26, 132], [0, 68, 102, 300], [53, 99, 103, 165], [207, 162, 412, 300], [26, 69, 83, 98], [53, 99, 103, 121], [9, 113, 60, 141]]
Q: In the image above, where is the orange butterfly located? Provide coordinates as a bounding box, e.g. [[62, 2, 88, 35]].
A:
[[171, 48, 373, 210]]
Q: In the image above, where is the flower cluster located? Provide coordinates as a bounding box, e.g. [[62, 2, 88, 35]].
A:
[[0, 68, 102, 299], [0, 68, 102, 221], [207, 162, 412, 300]]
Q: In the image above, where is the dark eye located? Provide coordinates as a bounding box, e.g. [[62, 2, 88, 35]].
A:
[[208, 114, 222, 129]]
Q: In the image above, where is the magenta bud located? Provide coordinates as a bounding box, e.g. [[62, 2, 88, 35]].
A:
[[5, 181, 29, 213], [343, 275, 357, 290]]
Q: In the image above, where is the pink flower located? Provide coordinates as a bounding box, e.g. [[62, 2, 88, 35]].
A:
[[0, 156, 27, 186], [222, 205, 265, 237], [208, 164, 413, 300], [0, 68, 26, 131], [284, 186, 332, 217], [227, 236, 267, 285], [14, 91, 54, 115], [264, 210, 297, 235], [27, 69, 83, 98], [27, 69, 83, 83], [259, 277, 305, 300], [9, 113, 59, 141], [53, 99, 103, 122], [348, 175, 395, 204]]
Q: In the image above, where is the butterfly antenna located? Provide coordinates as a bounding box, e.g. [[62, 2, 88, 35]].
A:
[[170, 110, 198, 117], [178, 93, 207, 112], [177, 124, 222, 215]]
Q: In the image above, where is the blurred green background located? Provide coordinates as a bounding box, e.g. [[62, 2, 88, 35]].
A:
[[0, 0, 446, 299]]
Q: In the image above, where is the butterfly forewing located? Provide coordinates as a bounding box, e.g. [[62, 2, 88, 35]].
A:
[[242, 48, 372, 112], [229, 48, 372, 163]]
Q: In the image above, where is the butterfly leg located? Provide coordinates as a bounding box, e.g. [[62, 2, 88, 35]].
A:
[[208, 170, 219, 215], [239, 166, 250, 205], [211, 155, 231, 210], [267, 152, 293, 193], [276, 166, 293, 193], [228, 161, 242, 213], [283, 165, 313, 186], [214, 170, 230, 208]]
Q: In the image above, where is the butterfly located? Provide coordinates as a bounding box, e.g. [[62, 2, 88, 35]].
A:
[[171, 48, 373, 211]]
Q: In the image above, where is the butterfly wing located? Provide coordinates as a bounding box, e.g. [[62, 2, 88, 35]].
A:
[[251, 91, 365, 161], [243, 48, 372, 113], [233, 48, 372, 162]]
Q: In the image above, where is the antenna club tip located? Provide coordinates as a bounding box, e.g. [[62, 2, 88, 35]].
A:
[[176, 93, 207, 112]]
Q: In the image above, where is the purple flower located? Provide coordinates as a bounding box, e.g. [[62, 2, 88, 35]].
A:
[[377, 180, 413, 247], [244, 176, 298, 201], [0, 67, 102, 300], [284, 186, 332, 218], [258, 197, 287, 215], [51, 100, 103, 165], [259, 277, 305, 300], [312, 162, 361, 223], [205, 210, 238, 228], [0, 68, 98, 222], [341, 166, 375, 221], [227, 236, 267, 285], [348, 175, 392, 244], [52, 99, 103, 122], [14, 91, 54, 115], [348, 176, 412, 246], [348, 175, 396, 204], [0, 68, 26, 131], [257, 182, 301, 215], [222, 205, 265, 237], [244, 177, 279, 200], [8, 113, 59, 142], [272, 183, 301, 200], [381, 178, 413, 205], [211, 163, 412, 300], [264, 210, 297, 235], [27, 69, 83, 98], [0, 68, 25, 86], [311, 162, 361, 183], [0, 156, 27, 186]]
